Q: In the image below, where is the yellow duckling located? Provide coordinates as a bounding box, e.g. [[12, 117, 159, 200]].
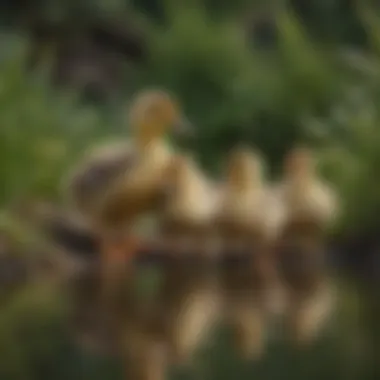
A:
[[276, 146, 338, 347], [278, 146, 338, 239], [157, 153, 221, 366], [160, 153, 221, 253], [216, 146, 284, 360], [217, 146, 284, 247], [65, 89, 192, 294]]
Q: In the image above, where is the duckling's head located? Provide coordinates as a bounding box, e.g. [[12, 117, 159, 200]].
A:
[[284, 146, 316, 180], [227, 146, 264, 188], [129, 89, 193, 142]]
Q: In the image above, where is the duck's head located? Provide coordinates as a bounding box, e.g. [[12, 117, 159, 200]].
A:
[[284, 146, 315, 181], [226, 146, 264, 189], [129, 89, 193, 143]]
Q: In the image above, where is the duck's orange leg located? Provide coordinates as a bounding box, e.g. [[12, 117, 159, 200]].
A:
[[99, 233, 141, 301]]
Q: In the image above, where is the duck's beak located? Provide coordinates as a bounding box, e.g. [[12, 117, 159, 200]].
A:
[[173, 117, 195, 138]]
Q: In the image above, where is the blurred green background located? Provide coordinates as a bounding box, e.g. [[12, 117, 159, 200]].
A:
[[0, 0, 379, 379]]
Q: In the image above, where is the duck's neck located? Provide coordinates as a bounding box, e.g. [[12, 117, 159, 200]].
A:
[[133, 127, 173, 173], [134, 124, 166, 151], [135, 134, 153, 151]]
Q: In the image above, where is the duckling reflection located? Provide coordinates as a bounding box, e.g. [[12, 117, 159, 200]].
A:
[[276, 146, 339, 346], [215, 146, 285, 360], [124, 332, 168, 380], [157, 153, 221, 366]]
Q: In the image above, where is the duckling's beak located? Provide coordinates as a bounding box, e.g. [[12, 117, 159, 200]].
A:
[[173, 118, 194, 138]]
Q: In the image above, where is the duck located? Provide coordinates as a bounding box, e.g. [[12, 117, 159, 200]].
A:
[[64, 89, 193, 296], [275, 146, 338, 346], [215, 146, 284, 360], [156, 153, 222, 366]]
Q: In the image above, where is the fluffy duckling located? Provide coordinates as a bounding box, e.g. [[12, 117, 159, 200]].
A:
[[277, 146, 338, 239], [159, 153, 221, 253], [65, 89, 192, 296], [276, 146, 338, 347], [157, 153, 221, 366], [217, 146, 284, 248], [215, 146, 284, 360]]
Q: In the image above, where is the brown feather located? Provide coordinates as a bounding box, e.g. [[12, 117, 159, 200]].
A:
[[66, 144, 137, 223]]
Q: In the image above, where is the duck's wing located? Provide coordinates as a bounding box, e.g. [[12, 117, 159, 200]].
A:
[[96, 144, 173, 228], [64, 142, 137, 223]]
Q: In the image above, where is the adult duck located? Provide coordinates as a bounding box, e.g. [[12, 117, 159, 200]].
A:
[[65, 89, 193, 295]]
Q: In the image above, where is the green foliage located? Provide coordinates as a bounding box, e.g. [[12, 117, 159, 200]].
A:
[[0, 37, 110, 205]]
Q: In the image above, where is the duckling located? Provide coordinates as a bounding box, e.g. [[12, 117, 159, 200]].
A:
[[215, 146, 284, 360], [278, 146, 338, 240], [159, 153, 221, 253], [65, 89, 193, 296], [217, 146, 284, 248], [276, 146, 338, 346], [157, 153, 221, 366]]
